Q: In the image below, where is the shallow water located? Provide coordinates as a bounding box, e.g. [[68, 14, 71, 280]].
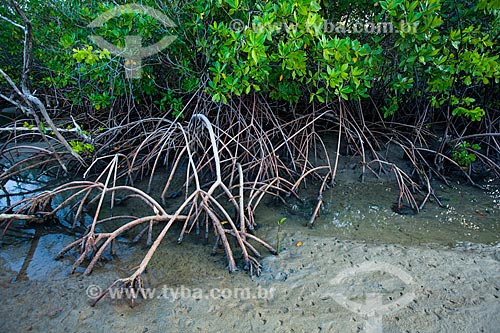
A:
[[0, 170, 52, 208], [256, 179, 500, 246]]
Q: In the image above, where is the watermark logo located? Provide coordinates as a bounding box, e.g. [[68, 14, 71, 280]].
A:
[[327, 261, 416, 333], [87, 4, 177, 79], [229, 19, 417, 35], [86, 284, 274, 302]]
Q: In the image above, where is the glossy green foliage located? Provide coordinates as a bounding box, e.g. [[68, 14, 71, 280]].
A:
[[376, 0, 499, 118], [452, 141, 481, 167], [199, 0, 499, 117], [204, 0, 376, 103], [0, 0, 498, 122]]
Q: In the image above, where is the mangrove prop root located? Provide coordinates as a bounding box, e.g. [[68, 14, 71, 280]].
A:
[[2, 94, 489, 306]]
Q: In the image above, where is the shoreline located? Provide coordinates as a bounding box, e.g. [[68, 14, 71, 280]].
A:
[[1, 230, 499, 332]]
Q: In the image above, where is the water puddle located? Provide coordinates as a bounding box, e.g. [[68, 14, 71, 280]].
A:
[[0, 170, 53, 208], [0, 234, 73, 281], [257, 180, 500, 246]]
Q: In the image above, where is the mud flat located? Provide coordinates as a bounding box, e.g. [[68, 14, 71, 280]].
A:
[[0, 227, 499, 333], [1, 170, 499, 332]]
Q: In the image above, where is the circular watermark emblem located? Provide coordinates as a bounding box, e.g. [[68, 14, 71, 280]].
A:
[[326, 261, 417, 333], [87, 4, 177, 79]]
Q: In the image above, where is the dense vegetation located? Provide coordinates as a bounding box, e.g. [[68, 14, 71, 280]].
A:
[[1, 0, 498, 303]]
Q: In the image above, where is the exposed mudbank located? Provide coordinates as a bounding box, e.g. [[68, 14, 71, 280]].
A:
[[1, 174, 499, 332], [0, 231, 499, 332]]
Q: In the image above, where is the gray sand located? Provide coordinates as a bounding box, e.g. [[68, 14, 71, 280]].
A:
[[1, 231, 499, 333]]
